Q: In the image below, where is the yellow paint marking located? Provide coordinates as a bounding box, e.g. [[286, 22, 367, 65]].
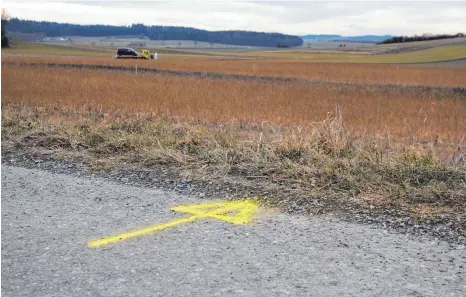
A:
[[87, 199, 259, 248]]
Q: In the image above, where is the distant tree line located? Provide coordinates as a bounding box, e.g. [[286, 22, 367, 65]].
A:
[[7, 18, 303, 47], [378, 33, 465, 44]]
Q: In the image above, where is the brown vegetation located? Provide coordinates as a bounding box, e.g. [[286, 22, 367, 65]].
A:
[[4, 56, 466, 87], [2, 64, 465, 150]]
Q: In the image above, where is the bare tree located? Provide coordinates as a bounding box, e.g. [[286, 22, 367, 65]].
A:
[[1, 9, 10, 48]]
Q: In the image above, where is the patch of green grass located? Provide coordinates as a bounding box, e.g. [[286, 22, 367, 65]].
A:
[[2, 43, 111, 57], [348, 44, 466, 63], [246, 44, 466, 63]]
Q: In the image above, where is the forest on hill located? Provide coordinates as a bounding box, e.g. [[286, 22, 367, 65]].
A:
[[378, 33, 465, 44], [6, 18, 304, 47]]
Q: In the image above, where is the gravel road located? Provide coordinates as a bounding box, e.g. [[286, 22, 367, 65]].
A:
[[2, 165, 465, 297]]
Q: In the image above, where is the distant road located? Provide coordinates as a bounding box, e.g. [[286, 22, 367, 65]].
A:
[[402, 58, 466, 67], [2, 165, 465, 297]]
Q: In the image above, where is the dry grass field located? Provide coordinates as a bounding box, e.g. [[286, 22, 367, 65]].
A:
[[2, 55, 465, 230], [4, 56, 466, 87], [3, 63, 466, 145]]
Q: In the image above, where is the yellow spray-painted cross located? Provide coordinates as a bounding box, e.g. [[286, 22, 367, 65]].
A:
[[87, 199, 259, 248]]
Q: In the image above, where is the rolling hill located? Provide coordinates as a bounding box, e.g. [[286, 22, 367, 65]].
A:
[[6, 18, 304, 48]]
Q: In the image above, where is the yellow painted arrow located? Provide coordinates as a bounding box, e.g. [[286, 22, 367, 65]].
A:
[[87, 199, 259, 248]]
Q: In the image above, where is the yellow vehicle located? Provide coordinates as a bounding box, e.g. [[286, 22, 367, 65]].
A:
[[115, 48, 156, 59]]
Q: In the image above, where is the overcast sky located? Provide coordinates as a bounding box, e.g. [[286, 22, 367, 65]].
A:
[[3, 0, 466, 36]]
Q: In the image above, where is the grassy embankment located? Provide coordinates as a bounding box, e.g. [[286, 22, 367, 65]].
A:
[[245, 44, 466, 63], [2, 42, 111, 57]]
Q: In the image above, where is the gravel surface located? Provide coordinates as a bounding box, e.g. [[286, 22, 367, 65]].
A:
[[3, 152, 466, 244], [2, 164, 466, 297]]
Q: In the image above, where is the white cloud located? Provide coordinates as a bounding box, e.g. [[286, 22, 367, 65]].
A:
[[3, 0, 466, 36]]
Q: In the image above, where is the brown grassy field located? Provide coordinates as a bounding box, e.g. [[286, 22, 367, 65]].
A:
[[4, 56, 466, 87], [3, 63, 465, 149]]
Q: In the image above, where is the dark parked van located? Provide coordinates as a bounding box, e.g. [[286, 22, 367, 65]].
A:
[[116, 48, 138, 57]]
